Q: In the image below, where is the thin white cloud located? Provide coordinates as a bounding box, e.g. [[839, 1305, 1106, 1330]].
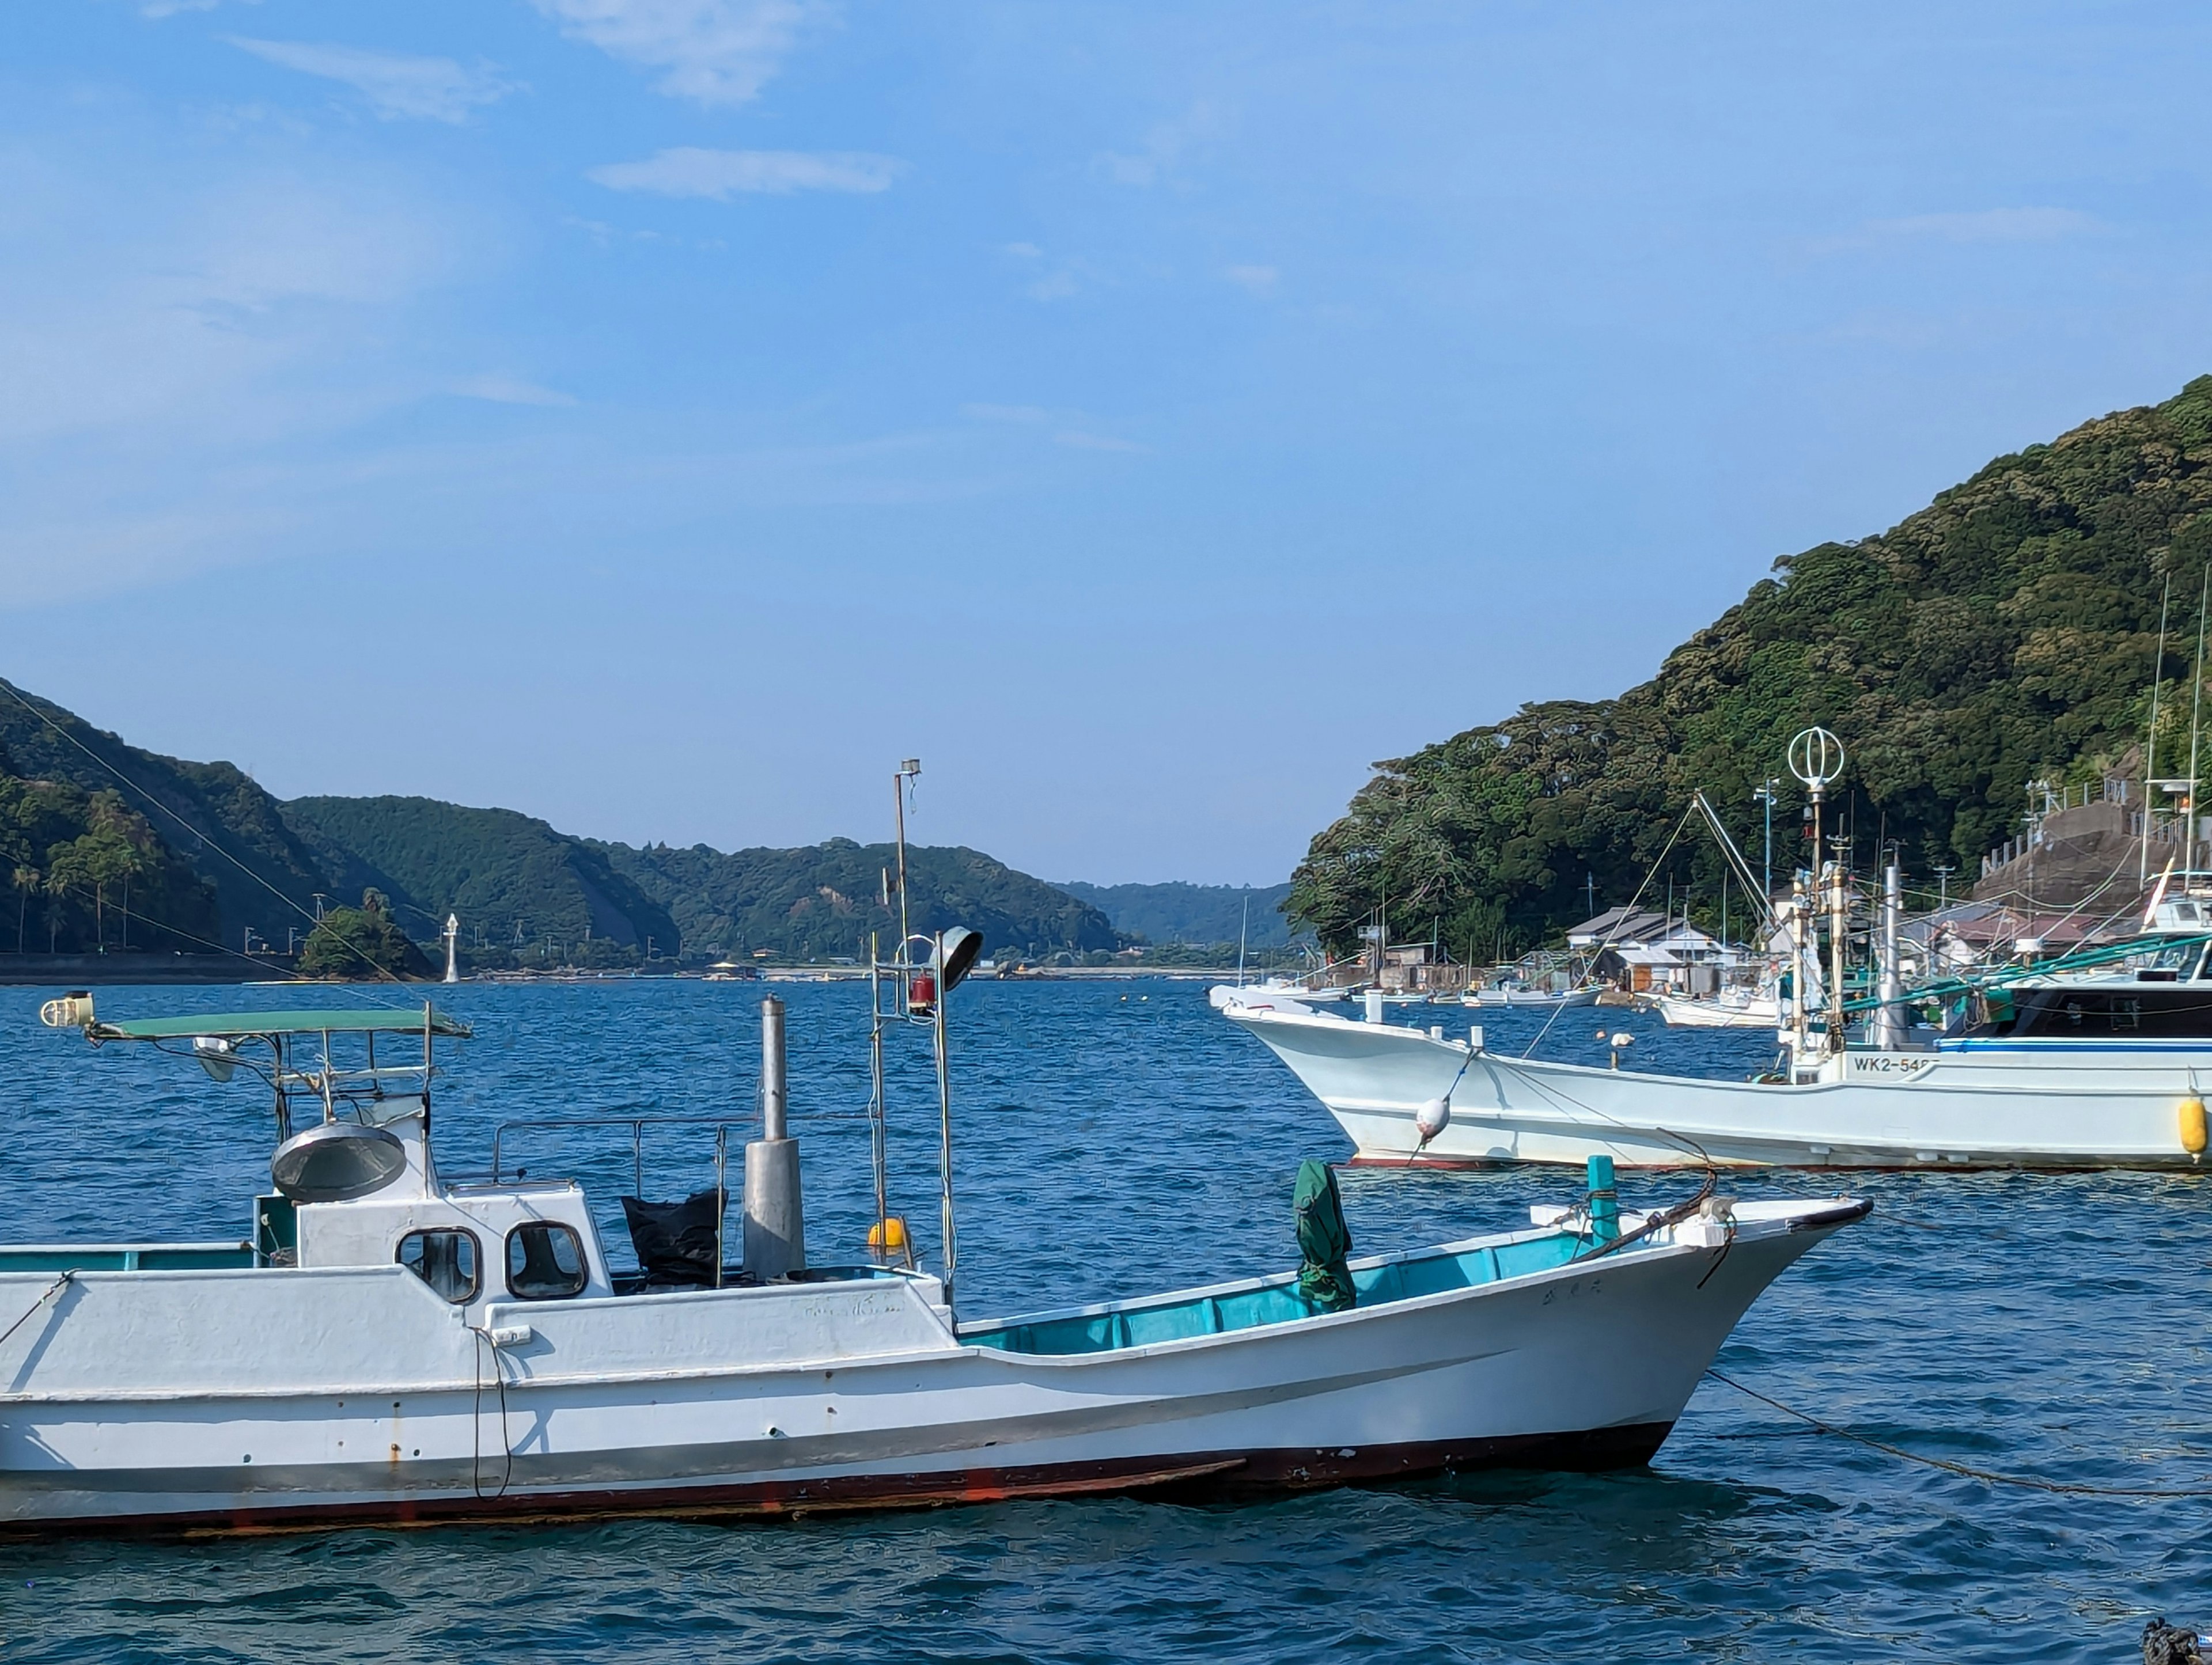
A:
[[1001, 241, 1044, 260], [961, 403, 1048, 424], [1812, 207, 2105, 256], [1055, 430, 1147, 454], [587, 147, 902, 199], [1100, 102, 1221, 188], [1876, 207, 2101, 242], [230, 38, 515, 123], [452, 375, 578, 408], [1224, 264, 1278, 296], [529, 0, 820, 106]]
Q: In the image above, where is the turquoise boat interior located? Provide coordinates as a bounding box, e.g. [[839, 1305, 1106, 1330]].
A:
[[959, 1228, 1588, 1356]]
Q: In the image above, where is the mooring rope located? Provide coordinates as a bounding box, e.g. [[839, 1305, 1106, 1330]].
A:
[[1706, 1368, 2212, 1498], [0, 1271, 74, 1352]]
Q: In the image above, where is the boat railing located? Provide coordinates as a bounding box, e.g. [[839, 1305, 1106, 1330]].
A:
[[479, 1114, 759, 1200]]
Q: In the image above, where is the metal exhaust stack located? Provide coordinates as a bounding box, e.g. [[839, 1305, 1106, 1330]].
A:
[[743, 995, 806, 1281], [1873, 862, 1907, 1050]]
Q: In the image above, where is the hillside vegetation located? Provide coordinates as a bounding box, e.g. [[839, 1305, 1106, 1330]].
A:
[[282, 796, 681, 959], [1290, 374, 2212, 958], [0, 680, 330, 948], [1055, 880, 1300, 947], [605, 840, 1116, 962], [0, 680, 1119, 969]]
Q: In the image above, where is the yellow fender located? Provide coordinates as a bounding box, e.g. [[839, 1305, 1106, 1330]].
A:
[[2181, 1098, 2207, 1156]]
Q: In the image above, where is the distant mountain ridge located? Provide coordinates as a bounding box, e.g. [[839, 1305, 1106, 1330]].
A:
[[0, 678, 1119, 967], [1055, 880, 1300, 947]]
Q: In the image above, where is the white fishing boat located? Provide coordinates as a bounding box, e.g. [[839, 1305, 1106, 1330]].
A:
[[1647, 989, 1779, 1029], [1217, 924, 2212, 1168], [1232, 976, 1351, 1004], [0, 978, 1865, 1536], [1467, 985, 1604, 1010]]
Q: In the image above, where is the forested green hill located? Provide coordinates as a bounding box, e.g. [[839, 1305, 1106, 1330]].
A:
[[1055, 880, 1298, 947], [281, 796, 682, 960], [603, 840, 1117, 962], [0, 680, 1118, 968], [0, 678, 324, 950], [1290, 374, 2212, 958]]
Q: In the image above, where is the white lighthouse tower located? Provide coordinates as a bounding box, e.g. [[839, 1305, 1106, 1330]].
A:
[[442, 914, 460, 984]]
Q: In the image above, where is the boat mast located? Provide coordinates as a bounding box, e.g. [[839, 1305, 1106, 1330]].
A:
[[2143, 576, 2171, 890], [2189, 574, 2209, 874], [1788, 727, 1846, 1056]]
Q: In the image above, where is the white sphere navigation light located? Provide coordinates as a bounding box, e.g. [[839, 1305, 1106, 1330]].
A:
[[1788, 727, 1846, 796]]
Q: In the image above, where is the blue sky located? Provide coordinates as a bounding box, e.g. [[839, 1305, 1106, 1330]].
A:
[[3, 2, 2209, 884]]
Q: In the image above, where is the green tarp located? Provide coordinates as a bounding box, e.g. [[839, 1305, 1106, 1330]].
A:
[[1294, 1158, 1356, 1313]]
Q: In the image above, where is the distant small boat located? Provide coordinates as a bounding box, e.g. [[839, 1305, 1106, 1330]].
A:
[[1647, 990, 1778, 1029], [1466, 985, 1603, 1010]]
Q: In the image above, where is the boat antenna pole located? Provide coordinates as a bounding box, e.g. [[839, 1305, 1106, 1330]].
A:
[[2144, 575, 2171, 890], [869, 928, 888, 1259], [934, 933, 957, 1314], [2189, 573, 2209, 873], [895, 760, 919, 950]]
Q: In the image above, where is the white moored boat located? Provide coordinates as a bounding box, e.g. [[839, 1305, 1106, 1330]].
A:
[[0, 989, 1863, 1535], [1647, 990, 1779, 1029], [1468, 985, 1604, 1010], [1217, 930, 2212, 1169]]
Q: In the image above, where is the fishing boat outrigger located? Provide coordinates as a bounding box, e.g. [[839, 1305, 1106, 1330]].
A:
[[0, 977, 1865, 1536]]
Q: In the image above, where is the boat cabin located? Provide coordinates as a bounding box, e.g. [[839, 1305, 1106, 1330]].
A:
[[23, 998, 916, 1325]]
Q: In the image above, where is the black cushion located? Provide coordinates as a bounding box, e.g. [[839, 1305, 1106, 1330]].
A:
[[620, 1189, 724, 1287]]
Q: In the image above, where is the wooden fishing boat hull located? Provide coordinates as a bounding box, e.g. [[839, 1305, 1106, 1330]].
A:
[[0, 1202, 1857, 1534]]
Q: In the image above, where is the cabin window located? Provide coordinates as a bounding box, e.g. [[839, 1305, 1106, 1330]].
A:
[[397, 1229, 480, 1303], [506, 1222, 588, 1300]]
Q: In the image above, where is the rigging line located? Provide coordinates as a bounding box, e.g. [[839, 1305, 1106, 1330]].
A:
[[0, 1271, 73, 1351], [0, 680, 404, 985], [1691, 791, 1778, 932], [37, 879, 318, 986], [38, 879, 422, 1010], [1705, 1369, 2212, 1497], [1521, 803, 1697, 1059]]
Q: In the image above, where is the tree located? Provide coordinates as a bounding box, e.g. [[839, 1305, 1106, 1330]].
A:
[[297, 889, 434, 980], [11, 865, 35, 954]]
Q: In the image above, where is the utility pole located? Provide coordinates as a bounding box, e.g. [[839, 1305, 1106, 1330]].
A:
[[1754, 779, 1779, 905], [1934, 863, 1955, 911]]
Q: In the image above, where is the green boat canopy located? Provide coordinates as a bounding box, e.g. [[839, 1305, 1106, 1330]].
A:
[[86, 1008, 472, 1043]]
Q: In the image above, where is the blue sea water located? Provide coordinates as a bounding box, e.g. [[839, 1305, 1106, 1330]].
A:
[[1, 977, 2206, 1663]]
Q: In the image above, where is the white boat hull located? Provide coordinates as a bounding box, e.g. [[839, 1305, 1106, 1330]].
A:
[[1222, 1002, 2212, 1169], [1649, 992, 1779, 1029], [1471, 988, 1603, 1008], [0, 1203, 1856, 1533]]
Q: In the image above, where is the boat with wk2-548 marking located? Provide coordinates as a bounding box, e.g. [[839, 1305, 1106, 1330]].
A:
[[1216, 927, 2212, 1170], [1222, 725, 2212, 1171], [0, 968, 1862, 1536]]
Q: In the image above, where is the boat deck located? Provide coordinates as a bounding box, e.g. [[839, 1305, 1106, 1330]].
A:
[[960, 1229, 1586, 1356]]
